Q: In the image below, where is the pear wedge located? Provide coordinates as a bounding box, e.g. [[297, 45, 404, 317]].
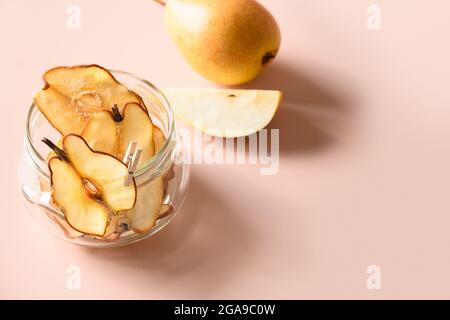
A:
[[62, 134, 136, 212], [162, 88, 282, 137], [34, 65, 145, 135], [49, 157, 109, 236]]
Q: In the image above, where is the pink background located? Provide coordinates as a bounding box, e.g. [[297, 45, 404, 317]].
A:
[[1, 0, 450, 299]]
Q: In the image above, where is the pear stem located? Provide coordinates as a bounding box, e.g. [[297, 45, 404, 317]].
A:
[[154, 0, 166, 6], [111, 104, 123, 122], [42, 138, 69, 162]]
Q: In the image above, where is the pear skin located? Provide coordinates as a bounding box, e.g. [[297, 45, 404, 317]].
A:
[[163, 0, 281, 85]]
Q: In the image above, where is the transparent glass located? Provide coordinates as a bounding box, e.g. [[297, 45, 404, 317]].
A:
[[18, 70, 190, 248]]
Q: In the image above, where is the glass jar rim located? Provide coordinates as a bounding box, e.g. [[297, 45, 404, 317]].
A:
[[25, 69, 175, 180]]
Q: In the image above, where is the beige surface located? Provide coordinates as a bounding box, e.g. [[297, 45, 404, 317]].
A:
[[1, 0, 450, 298]]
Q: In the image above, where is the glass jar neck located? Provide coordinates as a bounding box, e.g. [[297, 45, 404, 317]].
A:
[[25, 106, 176, 186]]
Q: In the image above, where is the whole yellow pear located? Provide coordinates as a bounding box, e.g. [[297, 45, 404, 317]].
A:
[[162, 0, 281, 85]]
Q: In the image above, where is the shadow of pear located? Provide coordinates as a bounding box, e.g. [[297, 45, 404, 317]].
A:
[[85, 172, 259, 292], [234, 62, 355, 155]]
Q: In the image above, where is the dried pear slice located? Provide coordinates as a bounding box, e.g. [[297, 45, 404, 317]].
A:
[[34, 64, 145, 135]]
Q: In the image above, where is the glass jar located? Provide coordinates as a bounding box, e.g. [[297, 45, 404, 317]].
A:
[[18, 70, 190, 248]]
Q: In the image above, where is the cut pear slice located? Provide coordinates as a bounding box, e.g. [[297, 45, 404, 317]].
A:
[[43, 65, 145, 113], [48, 213, 84, 239], [118, 103, 155, 165], [158, 204, 173, 219], [49, 157, 109, 236], [128, 177, 164, 233], [162, 88, 282, 137], [81, 103, 155, 168], [153, 125, 166, 152], [34, 87, 86, 135], [34, 64, 145, 135], [62, 134, 136, 212], [82, 111, 118, 155], [126, 127, 166, 233]]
